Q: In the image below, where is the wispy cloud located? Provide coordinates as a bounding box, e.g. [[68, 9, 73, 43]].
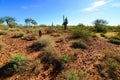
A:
[[31, 5, 41, 8], [21, 5, 40, 9], [21, 6, 28, 9], [83, 0, 111, 11], [111, 3, 120, 7]]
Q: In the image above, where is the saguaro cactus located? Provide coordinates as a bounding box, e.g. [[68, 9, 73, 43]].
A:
[[62, 15, 68, 30], [39, 30, 42, 37]]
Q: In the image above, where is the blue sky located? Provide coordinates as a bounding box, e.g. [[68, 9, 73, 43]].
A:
[[0, 0, 120, 26]]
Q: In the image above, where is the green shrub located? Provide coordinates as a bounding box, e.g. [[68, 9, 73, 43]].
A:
[[12, 32, 24, 38], [11, 54, 26, 66], [65, 71, 80, 80], [0, 30, 7, 35], [0, 54, 26, 78], [70, 27, 91, 39], [109, 34, 120, 45], [60, 54, 69, 63], [110, 38, 120, 45], [71, 39, 87, 49], [95, 26, 107, 33]]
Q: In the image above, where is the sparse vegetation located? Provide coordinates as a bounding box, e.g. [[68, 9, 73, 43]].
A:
[[65, 71, 80, 80], [0, 54, 26, 78], [70, 27, 91, 39], [27, 36, 53, 52], [10, 54, 26, 66], [22, 34, 36, 41], [0, 17, 120, 80], [93, 19, 108, 33], [109, 33, 120, 44], [60, 54, 70, 63], [64, 70, 88, 80], [95, 52, 120, 79], [0, 30, 7, 35], [12, 32, 24, 38], [0, 43, 4, 50], [72, 39, 87, 49]]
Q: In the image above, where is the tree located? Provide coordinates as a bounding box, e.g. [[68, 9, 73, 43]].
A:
[[93, 19, 108, 33], [25, 18, 32, 26], [77, 23, 85, 27], [0, 18, 4, 24], [3, 16, 16, 25], [31, 19, 37, 26], [25, 18, 37, 26]]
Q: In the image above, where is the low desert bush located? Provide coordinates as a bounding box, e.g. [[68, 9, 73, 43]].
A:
[[39, 52, 63, 77], [70, 27, 91, 39], [28, 36, 53, 52], [45, 27, 54, 34], [0, 30, 7, 35], [51, 33, 60, 37], [22, 34, 36, 41], [56, 36, 65, 43], [60, 54, 70, 63], [94, 26, 107, 33], [12, 32, 24, 38], [95, 52, 120, 79], [65, 71, 80, 80], [64, 70, 88, 80], [11, 54, 26, 66], [0, 54, 26, 78], [109, 33, 120, 45], [71, 39, 87, 49]]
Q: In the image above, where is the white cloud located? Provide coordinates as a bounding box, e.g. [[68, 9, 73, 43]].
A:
[[83, 0, 111, 11]]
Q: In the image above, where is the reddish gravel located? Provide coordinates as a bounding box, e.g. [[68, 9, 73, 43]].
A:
[[0, 33, 120, 80]]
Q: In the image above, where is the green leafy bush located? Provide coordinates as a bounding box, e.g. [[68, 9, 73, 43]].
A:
[[95, 26, 107, 33], [11, 54, 26, 66], [93, 19, 108, 33]]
